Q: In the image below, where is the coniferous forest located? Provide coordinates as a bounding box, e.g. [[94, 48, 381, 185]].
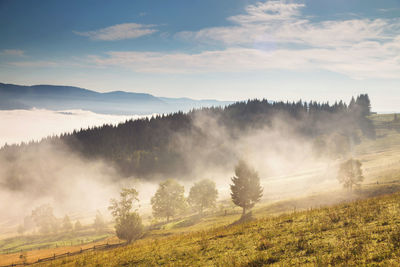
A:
[[0, 94, 374, 180]]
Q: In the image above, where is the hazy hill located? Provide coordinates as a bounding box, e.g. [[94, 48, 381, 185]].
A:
[[0, 95, 374, 182], [0, 83, 232, 115]]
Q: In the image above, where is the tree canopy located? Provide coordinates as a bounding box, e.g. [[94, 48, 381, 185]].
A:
[[151, 179, 187, 222], [188, 179, 218, 215], [108, 187, 143, 243]]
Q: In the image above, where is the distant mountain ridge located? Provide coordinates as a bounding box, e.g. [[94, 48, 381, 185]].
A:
[[0, 83, 233, 115]]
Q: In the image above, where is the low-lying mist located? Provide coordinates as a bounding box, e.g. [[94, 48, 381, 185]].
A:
[[0, 108, 149, 147], [0, 109, 348, 233]]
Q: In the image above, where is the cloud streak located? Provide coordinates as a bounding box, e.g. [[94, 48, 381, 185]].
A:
[[88, 39, 400, 79], [74, 23, 158, 41], [1, 49, 24, 56]]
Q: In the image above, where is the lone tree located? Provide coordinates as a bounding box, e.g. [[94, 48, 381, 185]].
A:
[[230, 160, 263, 216], [93, 211, 106, 232], [109, 188, 143, 243], [188, 179, 218, 216], [337, 158, 364, 191], [151, 179, 186, 222]]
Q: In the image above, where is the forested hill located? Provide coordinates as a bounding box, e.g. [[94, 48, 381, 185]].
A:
[[1, 95, 374, 180]]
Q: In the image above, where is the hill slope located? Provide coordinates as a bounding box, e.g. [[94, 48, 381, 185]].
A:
[[0, 83, 232, 115], [35, 191, 400, 266]]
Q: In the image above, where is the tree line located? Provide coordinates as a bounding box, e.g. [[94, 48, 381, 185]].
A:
[[110, 156, 363, 243], [17, 206, 107, 236], [1, 94, 374, 180]]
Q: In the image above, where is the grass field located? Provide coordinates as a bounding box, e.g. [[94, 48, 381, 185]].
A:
[[34, 190, 400, 266], [2, 113, 400, 266]]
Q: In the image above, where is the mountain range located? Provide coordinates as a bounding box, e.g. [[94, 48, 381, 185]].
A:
[[0, 83, 232, 115]]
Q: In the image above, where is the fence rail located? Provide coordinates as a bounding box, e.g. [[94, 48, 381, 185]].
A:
[[0, 242, 126, 267]]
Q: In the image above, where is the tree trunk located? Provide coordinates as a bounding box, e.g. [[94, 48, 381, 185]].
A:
[[242, 206, 246, 216], [167, 215, 170, 223]]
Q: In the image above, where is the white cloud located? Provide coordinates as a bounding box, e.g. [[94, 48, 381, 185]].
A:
[[7, 1, 400, 81], [177, 1, 398, 48], [88, 37, 400, 79], [9, 61, 59, 67], [87, 0, 400, 80], [74, 23, 158, 41], [1, 49, 24, 56]]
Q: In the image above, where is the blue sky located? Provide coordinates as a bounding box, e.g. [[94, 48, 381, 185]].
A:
[[0, 0, 400, 112]]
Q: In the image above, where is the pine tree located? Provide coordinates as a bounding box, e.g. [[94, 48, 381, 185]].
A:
[[230, 160, 263, 216]]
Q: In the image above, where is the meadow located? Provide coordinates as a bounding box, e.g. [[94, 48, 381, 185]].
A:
[[35, 189, 400, 266]]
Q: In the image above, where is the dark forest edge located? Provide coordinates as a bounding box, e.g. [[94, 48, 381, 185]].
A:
[[0, 94, 374, 180]]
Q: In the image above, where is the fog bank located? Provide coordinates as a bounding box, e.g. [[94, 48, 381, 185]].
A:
[[0, 108, 150, 147]]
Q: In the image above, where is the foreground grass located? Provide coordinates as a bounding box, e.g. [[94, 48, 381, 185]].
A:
[[37, 191, 400, 266]]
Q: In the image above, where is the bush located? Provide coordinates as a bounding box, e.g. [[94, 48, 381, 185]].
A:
[[115, 213, 143, 243]]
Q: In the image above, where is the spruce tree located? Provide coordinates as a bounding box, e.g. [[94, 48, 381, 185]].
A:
[[230, 160, 263, 216]]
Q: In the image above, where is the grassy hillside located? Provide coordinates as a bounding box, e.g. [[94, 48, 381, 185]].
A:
[[34, 191, 400, 266]]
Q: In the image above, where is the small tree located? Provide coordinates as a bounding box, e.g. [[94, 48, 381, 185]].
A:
[[151, 179, 186, 222], [230, 160, 263, 216], [337, 158, 364, 191], [31, 204, 57, 235], [188, 179, 218, 216], [115, 213, 142, 243], [108, 188, 143, 243], [74, 220, 82, 231], [62, 215, 73, 232], [17, 224, 25, 235], [93, 211, 106, 232]]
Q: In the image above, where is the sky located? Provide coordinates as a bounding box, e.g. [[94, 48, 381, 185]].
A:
[[0, 0, 400, 112]]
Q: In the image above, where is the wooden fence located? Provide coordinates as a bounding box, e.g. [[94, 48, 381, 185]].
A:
[[0, 242, 126, 267]]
